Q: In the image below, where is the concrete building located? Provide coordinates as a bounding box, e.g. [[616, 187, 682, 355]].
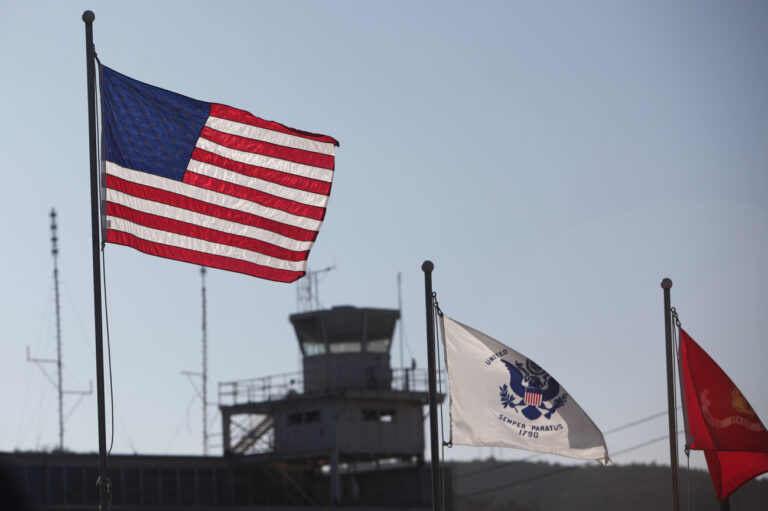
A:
[[0, 305, 448, 509]]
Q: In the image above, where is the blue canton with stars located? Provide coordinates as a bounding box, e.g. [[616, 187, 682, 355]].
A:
[[100, 65, 211, 181]]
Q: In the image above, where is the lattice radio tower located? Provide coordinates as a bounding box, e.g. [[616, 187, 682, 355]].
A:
[[27, 209, 92, 451]]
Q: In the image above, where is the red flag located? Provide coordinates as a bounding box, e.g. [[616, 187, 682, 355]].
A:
[[679, 328, 768, 500]]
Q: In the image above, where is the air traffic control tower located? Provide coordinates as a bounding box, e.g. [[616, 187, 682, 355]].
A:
[[218, 306, 438, 506]]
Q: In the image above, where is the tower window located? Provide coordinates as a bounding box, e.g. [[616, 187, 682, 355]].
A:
[[362, 409, 395, 422], [288, 410, 320, 425]]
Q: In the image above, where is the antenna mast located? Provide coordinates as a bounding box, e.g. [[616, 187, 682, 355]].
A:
[[201, 266, 209, 455], [296, 266, 335, 312], [397, 272, 404, 371], [52, 209, 64, 450], [182, 266, 211, 455], [27, 209, 92, 451]]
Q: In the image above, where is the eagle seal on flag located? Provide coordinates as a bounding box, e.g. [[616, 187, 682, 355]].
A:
[[441, 314, 610, 464], [499, 359, 568, 421]]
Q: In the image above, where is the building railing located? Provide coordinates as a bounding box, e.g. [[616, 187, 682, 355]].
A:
[[218, 367, 447, 407]]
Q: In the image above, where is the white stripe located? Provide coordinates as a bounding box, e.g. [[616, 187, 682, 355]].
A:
[[206, 116, 336, 156], [187, 159, 329, 208], [195, 137, 334, 183], [106, 216, 308, 272], [106, 162, 322, 232], [106, 188, 314, 253]]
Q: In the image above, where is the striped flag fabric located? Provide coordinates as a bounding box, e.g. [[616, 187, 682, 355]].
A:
[[100, 65, 338, 283], [524, 388, 543, 406]]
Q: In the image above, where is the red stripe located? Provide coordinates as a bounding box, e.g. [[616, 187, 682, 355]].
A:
[[106, 174, 318, 242], [183, 171, 325, 221], [192, 148, 331, 196], [201, 126, 334, 170], [107, 230, 305, 283], [106, 202, 309, 262], [210, 103, 339, 147], [524, 392, 542, 406]]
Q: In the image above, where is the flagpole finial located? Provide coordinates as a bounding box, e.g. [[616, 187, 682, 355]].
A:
[[82, 10, 95, 23], [421, 260, 434, 273], [661, 278, 673, 289]]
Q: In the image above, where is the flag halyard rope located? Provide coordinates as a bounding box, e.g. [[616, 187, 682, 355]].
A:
[[95, 58, 114, 508], [433, 293, 449, 510], [432, 292, 443, 318], [670, 307, 690, 511], [432, 292, 451, 447]]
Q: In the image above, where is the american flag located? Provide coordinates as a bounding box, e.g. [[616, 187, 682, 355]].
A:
[[524, 387, 542, 406], [100, 65, 338, 283]]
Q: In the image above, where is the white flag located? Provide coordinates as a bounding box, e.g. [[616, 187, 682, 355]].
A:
[[441, 315, 611, 465]]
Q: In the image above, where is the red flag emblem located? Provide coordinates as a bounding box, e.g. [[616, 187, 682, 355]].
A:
[[679, 329, 768, 500]]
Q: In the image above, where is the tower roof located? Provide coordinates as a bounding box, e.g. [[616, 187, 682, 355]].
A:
[[289, 306, 400, 357]]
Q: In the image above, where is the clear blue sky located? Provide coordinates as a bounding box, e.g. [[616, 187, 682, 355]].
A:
[[1, 1, 766, 473]]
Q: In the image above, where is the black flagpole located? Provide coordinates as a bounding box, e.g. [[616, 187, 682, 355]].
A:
[[422, 261, 441, 511], [661, 278, 680, 511], [82, 10, 110, 510]]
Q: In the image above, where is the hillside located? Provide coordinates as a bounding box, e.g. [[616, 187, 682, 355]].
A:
[[448, 460, 767, 511]]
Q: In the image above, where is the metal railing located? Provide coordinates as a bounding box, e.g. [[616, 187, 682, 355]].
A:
[[218, 367, 446, 407], [219, 371, 303, 406]]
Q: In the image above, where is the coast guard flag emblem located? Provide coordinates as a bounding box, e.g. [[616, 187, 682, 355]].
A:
[[524, 387, 543, 407], [441, 315, 611, 465], [100, 65, 339, 283]]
